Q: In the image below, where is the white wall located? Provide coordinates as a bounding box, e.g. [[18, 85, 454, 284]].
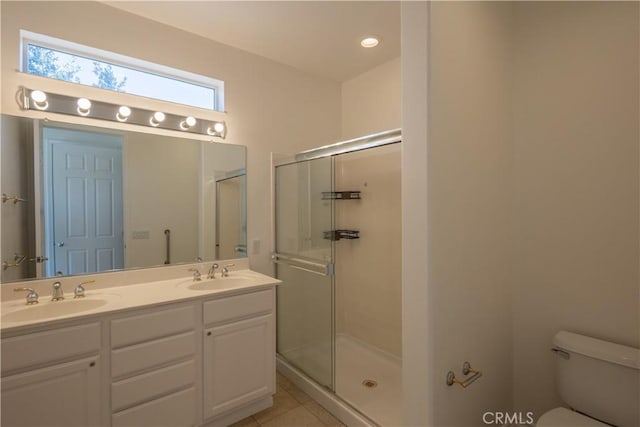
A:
[[401, 3, 431, 424], [403, 2, 514, 425], [402, 2, 639, 425], [0, 116, 33, 282], [201, 143, 246, 261], [429, 3, 514, 425], [123, 132, 199, 268], [341, 56, 401, 140], [511, 2, 640, 419], [1, 1, 342, 276]]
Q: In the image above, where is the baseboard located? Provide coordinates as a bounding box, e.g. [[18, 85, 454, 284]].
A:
[[201, 396, 273, 427]]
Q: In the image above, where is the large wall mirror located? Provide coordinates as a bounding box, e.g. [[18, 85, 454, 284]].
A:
[[1, 114, 246, 283]]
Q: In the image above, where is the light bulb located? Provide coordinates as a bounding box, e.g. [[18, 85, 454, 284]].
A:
[[213, 122, 225, 133], [360, 37, 379, 48], [116, 106, 131, 122], [77, 98, 91, 116], [180, 116, 197, 130], [149, 111, 166, 127], [207, 122, 226, 137], [30, 90, 48, 110]]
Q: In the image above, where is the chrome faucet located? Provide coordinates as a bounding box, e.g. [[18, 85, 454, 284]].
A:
[[207, 263, 219, 279], [51, 281, 64, 301], [188, 268, 201, 282], [221, 263, 235, 277], [14, 287, 39, 305], [74, 280, 95, 298]]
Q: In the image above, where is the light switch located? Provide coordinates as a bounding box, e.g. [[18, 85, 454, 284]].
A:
[[252, 239, 261, 254]]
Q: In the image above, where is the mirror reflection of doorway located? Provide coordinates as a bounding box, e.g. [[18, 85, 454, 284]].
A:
[[215, 172, 246, 260], [42, 127, 124, 276]]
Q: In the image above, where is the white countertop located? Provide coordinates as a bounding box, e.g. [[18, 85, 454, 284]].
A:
[[1, 269, 280, 334]]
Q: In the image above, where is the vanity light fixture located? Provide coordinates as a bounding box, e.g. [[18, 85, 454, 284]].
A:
[[180, 116, 197, 130], [19, 87, 227, 139], [360, 36, 379, 48], [30, 90, 48, 110], [149, 111, 166, 127], [207, 121, 227, 138], [77, 98, 92, 116], [116, 106, 131, 122]]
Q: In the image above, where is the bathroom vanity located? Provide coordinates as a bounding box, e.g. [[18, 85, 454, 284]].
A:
[[1, 267, 279, 427]]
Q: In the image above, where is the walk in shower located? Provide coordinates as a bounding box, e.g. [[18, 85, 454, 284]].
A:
[[273, 129, 402, 426]]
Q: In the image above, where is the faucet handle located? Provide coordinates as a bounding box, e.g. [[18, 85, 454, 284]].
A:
[[51, 281, 64, 301], [221, 263, 235, 277], [74, 280, 96, 298], [208, 263, 219, 279], [14, 287, 39, 305], [188, 268, 202, 281]]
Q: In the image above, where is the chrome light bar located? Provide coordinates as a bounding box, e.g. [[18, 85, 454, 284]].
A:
[[20, 87, 227, 139]]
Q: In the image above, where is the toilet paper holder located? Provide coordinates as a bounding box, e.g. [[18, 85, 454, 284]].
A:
[[446, 361, 482, 388]]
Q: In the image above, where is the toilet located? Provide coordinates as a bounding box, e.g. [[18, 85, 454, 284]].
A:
[[537, 331, 640, 426]]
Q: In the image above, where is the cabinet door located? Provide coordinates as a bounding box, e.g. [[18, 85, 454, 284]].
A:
[[1, 356, 101, 427], [203, 314, 274, 420]]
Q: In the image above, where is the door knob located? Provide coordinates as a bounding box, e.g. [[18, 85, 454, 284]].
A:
[[55, 242, 65, 247]]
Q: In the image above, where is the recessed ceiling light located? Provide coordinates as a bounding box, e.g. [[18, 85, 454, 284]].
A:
[[361, 37, 379, 48]]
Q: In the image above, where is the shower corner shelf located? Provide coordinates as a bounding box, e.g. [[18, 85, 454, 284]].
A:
[[323, 230, 360, 241], [321, 191, 361, 200]]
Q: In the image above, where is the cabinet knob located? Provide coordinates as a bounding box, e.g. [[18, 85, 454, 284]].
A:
[[207, 332, 212, 336]]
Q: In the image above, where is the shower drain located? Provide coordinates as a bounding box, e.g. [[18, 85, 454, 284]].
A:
[[362, 379, 378, 389]]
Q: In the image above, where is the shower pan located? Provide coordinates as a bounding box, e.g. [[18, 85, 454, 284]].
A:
[[273, 129, 402, 426]]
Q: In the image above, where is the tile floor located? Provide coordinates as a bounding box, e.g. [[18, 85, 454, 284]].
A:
[[231, 372, 346, 427]]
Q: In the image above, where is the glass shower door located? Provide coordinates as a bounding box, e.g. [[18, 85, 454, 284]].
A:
[[274, 157, 334, 389]]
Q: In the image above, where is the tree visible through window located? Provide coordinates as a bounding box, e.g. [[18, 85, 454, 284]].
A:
[[23, 35, 222, 111], [27, 45, 128, 91]]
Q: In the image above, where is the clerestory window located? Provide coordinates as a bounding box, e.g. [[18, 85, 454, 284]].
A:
[[21, 30, 224, 111]]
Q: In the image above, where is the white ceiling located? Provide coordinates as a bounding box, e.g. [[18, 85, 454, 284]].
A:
[[104, 1, 401, 82]]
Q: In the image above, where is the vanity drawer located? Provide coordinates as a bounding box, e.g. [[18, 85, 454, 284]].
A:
[[204, 289, 273, 325], [2, 323, 100, 374], [111, 359, 196, 412], [112, 387, 196, 427], [111, 304, 195, 348], [111, 331, 195, 378]]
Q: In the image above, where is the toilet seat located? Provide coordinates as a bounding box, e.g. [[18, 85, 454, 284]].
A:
[[536, 408, 609, 427]]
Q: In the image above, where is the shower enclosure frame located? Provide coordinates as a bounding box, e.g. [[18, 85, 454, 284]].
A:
[[271, 129, 401, 426]]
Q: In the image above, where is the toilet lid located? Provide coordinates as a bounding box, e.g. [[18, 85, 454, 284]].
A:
[[537, 408, 609, 427]]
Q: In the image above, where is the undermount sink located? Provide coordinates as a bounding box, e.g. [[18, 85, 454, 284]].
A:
[[2, 298, 110, 323]]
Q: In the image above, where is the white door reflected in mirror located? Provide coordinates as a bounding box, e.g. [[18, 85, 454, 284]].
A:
[[0, 114, 247, 284]]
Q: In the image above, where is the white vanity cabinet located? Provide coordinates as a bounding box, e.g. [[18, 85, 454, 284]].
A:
[[0, 282, 277, 427], [1, 323, 102, 427], [110, 303, 198, 427], [202, 290, 275, 423]]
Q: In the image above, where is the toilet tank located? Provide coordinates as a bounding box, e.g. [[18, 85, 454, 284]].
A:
[[552, 331, 640, 427]]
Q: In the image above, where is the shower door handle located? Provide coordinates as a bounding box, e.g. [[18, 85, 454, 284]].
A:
[[289, 264, 327, 276], [271, 252, 333, 276]]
